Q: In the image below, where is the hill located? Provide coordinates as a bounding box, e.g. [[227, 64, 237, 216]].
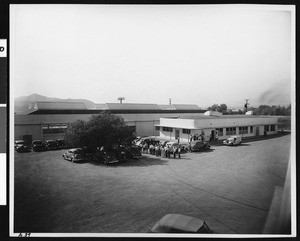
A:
[[14, 93, 96, 113]]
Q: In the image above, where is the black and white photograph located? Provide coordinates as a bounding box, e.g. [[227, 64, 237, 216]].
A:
[[9, 3, 295, 238]]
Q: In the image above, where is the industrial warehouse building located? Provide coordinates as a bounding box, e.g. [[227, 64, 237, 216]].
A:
[[14, 101, 206, 143], [14, 101, 279, 144]]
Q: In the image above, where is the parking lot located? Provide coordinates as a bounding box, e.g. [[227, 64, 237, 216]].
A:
[[13, 134, 291, 234]]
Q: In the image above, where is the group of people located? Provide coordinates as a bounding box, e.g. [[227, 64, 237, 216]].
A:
[[140, 141, 182, 159], [190, 133, 204, 142]]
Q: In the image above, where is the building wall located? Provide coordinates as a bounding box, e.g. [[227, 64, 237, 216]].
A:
[[14, 113, 278, 143], [14, 124, 42, 142], [14, 112, 195, 141], [158, 116, 279, 143]]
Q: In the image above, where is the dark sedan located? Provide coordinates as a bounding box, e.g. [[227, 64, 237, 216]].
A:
[[32, 140, 47, 152], [45, 140, 59, 150], [190, 141, 211, 152], [14, 140, 31, 153]]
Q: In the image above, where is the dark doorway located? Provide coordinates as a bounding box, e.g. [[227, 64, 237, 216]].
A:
[[23, 135, 32, 146]]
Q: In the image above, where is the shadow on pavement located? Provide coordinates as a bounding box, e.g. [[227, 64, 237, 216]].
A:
[[88, 156, 170, 167], [191, 149, 215, 153]]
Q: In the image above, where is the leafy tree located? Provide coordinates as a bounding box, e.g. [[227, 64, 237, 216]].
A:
[[218, 103, 227, 113], [250, 104, 291, 116], [64, 119, 87, 148], [64, 112, 135, 150]]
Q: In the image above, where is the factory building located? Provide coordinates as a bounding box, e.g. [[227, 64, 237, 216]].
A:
[[14, 101, 206, 143], [14, 101, 279, 144]]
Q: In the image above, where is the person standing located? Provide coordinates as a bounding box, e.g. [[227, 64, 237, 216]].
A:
[[168, 145, 172, 158], [164, 145, 168, 158], [178, 145, 181, 158], [173, 145, 177, 158], [161, 145, 165, 158], [188, 142, 191, 153]]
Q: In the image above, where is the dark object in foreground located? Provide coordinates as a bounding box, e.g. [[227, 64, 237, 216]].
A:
[[15, 145, 31, 153], [32, 140, 47, 152], [149, 214, 212, 233], [45, 140, 59, 150], [190, 141, 211, 152], [56, 139, 67, 149], [93, 151, 119, 165]]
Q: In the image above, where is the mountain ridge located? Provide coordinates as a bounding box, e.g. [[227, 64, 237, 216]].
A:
[[14, 93, 96, 113]]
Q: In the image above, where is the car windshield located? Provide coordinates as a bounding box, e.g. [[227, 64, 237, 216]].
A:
[[73, 149, 82, 154]]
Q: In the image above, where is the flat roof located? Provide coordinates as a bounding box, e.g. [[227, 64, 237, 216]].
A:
[[177, 114, 277, 119]]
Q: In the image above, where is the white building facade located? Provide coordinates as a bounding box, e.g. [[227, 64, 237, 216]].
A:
[[156, 112, 279, 143]]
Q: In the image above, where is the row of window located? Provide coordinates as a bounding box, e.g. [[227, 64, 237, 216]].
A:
[[43, 124, 137, 135], [158, 125, 276, 135], [42, 124, 68, 134]]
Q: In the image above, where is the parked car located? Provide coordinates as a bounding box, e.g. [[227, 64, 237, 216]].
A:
[[56, 139, 67, 149], [31, 140, 47, 152], [14, 140, 25, 150], [223, 135, 242, 146], [45, 140, 59, 150], [14, 140, 31, 153], [93, 150, 119, 165], [112, 145, 128, 161], [190, 141, 211, 152], [149, 214, 212, 233], [62, 148, 85, 163], [124, 145, 142, 159]]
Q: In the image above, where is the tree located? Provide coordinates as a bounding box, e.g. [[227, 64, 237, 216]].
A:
[[207, 104, 219, 111], [218, 103, 227, 113], [64, 112, 136, 150], [64, 119, 87, 148]]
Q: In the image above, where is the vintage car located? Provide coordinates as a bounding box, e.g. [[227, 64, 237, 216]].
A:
[[62, 148, 85, 163], [45, 140, 59, 150], [149, 214, 212, 233], [14, 140, 25, 150], [56, 139, 67, 149], [31, 140, 47, 152], [14, 140, 31, 153], [223, 135, 242, 146], [190, 141, 211, 152], [124, 145, 142, 159], [112, 145, 128, 161], [92, 150, 119, 165]]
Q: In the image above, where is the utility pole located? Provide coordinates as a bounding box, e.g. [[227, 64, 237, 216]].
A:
[[118, 97, 125, 104], [244, 99, 249, 113]]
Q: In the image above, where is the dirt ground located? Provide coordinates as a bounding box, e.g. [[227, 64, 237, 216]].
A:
[[13, 134, 291, 235]]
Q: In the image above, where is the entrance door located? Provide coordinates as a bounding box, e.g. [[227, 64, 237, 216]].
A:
[[175, 129, 180, 140], [255, 127, 260, 136]]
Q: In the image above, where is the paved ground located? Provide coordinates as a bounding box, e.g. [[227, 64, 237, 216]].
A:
[[13, 134, 291, 235]]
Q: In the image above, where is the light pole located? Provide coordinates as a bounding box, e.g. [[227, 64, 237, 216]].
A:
[[244, 99, 249, 113]]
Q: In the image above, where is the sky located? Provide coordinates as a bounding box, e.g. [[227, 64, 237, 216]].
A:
[[10, 4, 294, 109]]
